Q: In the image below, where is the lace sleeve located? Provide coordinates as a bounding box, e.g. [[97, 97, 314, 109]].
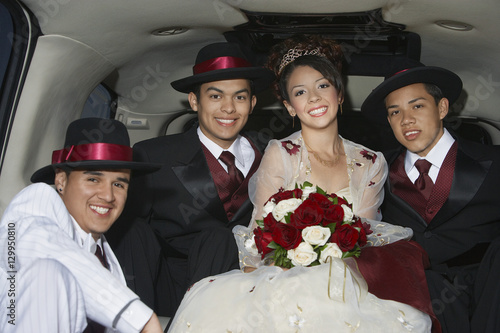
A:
[[233, 225, 262, 270], [235, 136, 301, 270], [247, 139, 299, 229], [363, 218, 414, 246], [345, 140, 388, 221]]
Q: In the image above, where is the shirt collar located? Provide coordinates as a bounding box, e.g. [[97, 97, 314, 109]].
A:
[[70, 215, 102, 253], [197, 127, 245, 166], [405, 128, 455, 171]]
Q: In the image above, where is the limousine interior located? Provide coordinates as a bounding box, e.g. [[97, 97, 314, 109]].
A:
[[1, 0, 499, 329], [1, 0, 499, 213]]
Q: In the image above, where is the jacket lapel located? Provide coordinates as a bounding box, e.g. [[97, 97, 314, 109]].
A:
[[386, 141, 492, 229], [171, 129, 227, 223], [430, 141, 491, 227], [384, 178, 428, 229]]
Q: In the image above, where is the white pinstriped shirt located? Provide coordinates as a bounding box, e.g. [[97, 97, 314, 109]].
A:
[[0, 183, 152, 332]]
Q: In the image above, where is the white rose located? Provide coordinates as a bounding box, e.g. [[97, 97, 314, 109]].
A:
[[272, 198, 302, 222], [262, 200, 276, 218], [287, 242, 318, 266], [319, 243, 343, 264], [302, 226, 331, 246], [301, 185, 316, 200], [244, 235, 259, 256], [342, 204, 354, 222]]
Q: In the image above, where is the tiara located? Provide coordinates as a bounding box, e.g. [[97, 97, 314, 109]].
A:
[[278, 47, 325, 74]]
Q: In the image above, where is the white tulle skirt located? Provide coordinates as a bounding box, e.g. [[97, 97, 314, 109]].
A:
[[167, 258, 431, 333]]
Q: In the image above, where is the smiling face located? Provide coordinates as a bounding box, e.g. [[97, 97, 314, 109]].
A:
[[55, 169, 130, 241], [283, 65, 342, 132], [386, 83, 449, 157], [188, 79, 257, 149]]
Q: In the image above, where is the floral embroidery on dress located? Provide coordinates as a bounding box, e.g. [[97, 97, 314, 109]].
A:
[[368, 181, 375, 187], [362, 222, 373, 236], [289, 314, 305, 329], [282, 140, 300, 155], [360, 149, 377, 163]]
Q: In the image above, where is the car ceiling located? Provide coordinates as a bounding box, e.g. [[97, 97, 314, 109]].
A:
[[18, 0, 500, 122]]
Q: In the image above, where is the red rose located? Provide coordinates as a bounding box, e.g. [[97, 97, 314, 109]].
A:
[[327, 193, 349, 207], [254, 228, 274, 258], [352, 218, 367, 247], [322, 204, 344, 227], [272, 222, 302, 250], [263, 212, 278, 232], [290, 200, 323, 229], [337, 196, 350, 207], [308, 192, 331, 208], [269, 188, 303, 204], [330, 224, 360, 252]]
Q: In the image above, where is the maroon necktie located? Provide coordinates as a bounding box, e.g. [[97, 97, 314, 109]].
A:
[[414, 159, 433, 200], [84, 245, 108, 333], [95, 244, 109, 269], [219, 151, 244, 191]]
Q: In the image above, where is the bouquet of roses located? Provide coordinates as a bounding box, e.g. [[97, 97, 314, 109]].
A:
[[252, 182, 371, 268]]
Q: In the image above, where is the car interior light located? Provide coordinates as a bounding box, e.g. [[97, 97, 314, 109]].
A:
[[151, 27, 189, 36], [435, 20, 473, 31]]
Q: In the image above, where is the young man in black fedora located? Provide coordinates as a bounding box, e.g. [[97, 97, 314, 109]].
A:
[[0, 118, 163, 333], [361, 59, 500, 332], [107, 42, 274, 317]]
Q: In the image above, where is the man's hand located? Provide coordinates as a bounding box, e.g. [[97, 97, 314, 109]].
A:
[[141, 313, 163, 333]]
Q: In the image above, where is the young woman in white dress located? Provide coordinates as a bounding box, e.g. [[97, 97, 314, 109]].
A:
[[167, 35, 439, 333]]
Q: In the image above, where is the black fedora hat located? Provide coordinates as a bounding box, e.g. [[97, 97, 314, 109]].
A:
[[361, 58, 463, 125], [31, 118, 160, 184], [171, 42, 275, 94]]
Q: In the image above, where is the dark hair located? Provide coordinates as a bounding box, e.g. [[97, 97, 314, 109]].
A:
[[56, 166, 72, 176], [424, 83, 444, 105], [191, 79, 255, 101], [382, 82, 445, 117], [266, 35, 345, 102]]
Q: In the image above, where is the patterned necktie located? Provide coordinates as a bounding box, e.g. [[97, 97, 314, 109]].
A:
[[414, 159, 433, 200], [219, 151, 244, 190]]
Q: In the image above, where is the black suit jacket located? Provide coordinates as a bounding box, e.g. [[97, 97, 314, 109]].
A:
[[381, 135, 500, 266], [107, 125, 269, 315], [119, 125, 268, 255]]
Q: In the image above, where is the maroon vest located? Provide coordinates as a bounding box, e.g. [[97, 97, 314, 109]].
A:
[[202, 139, 262, 221], [390, 142, 457, 223]]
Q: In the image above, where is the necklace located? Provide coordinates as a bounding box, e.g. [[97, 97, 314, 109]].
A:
[[304, 139, 342, 168]]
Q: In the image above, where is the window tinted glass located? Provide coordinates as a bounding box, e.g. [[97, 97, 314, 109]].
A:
[[0, 3, 13, 91], [0, 0, 38, 172], [0, 2, 14, 149], [81, 84, 116, 119]]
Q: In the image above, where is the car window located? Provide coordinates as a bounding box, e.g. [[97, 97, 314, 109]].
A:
[[0, 1, 14, 156], [0, 3, 12, 89], [81, 83, 117, 119], [0, 0, 38, 172]]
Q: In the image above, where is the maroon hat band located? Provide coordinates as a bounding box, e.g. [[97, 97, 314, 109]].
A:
[[391, 68, 410, 77], [193, 56, 252, 75], [52, 143, 133, 164]]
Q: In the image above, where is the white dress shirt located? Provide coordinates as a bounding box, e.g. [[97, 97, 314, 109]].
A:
[[405, 128, 456, 183], [197, 127, 255, 177], [0, 183, 152, 333]]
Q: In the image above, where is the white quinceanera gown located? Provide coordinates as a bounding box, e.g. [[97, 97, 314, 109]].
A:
[[167, 132, 434, 333]]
